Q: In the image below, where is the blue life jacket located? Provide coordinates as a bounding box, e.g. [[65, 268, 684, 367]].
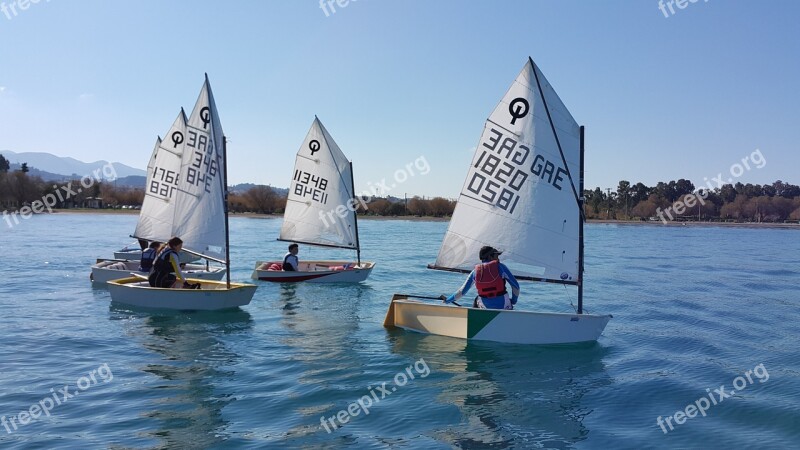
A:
[[139, 248, 157, 272]]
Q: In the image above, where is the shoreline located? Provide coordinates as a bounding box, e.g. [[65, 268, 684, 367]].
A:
[[47, 209, 451, 222], [46, 209, 800, 228], [588, 219, 800, 229]]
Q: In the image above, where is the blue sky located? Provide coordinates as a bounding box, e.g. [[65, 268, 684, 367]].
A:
[[1, 0, 797, 197]]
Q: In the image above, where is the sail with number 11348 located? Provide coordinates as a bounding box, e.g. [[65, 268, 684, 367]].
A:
[[251, 117, 375, 283]]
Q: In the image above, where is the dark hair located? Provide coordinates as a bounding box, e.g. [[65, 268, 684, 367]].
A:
[[288, 243, 299, 251], [149, 241, 161, 249], [479, 246, 501, 261], [168, 237, 183, 248]]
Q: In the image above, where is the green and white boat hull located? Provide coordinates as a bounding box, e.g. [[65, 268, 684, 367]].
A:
[[384, 295, 611, 345]]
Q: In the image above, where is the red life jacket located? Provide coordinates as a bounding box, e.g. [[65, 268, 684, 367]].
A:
[[474, 260, 507, 297]]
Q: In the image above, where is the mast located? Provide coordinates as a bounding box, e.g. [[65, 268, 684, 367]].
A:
[[223, 136, 231, 289], [349, 161, 361, 266], [578, 126, 585, 314]]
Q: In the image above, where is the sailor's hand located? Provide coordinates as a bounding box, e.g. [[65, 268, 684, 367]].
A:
[[439, 294, 448, 302]]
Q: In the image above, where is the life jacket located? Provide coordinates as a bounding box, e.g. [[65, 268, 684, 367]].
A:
[[474, 260, 507, 298], [153, 247, 177, 274], [139, 248, 157, 271], [283, 253, 298, 271]]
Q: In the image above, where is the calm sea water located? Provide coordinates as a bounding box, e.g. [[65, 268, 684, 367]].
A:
[[0, 213, 798, 449]]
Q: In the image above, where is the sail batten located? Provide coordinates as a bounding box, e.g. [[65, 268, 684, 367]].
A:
[[433, 59, 582, 284], [279, 118, 358, 250]]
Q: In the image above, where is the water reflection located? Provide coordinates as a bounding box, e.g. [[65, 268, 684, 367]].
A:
[[109, 305, 252, 448], [249, 283, 376, 442], [276, 283, 371, 337], [388, 331, 611, 448]]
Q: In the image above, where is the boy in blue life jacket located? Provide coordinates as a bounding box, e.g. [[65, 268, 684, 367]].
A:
[[442, 246, 520, 309], [138, 241, 161, 272]]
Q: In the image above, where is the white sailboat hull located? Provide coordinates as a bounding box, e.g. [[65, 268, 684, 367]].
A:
[[384, 295, 611, 345], [113, 250, 200, 263], [107, 277, 257, 311], [251, 260, 375, 283], [113, 249, 143, 260], [90, 259, 226, 284]]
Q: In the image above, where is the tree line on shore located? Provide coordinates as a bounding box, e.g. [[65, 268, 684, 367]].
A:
[[0, 157, 457, 217], [226, 185, 456, 217], [588, 179, 800, 222], [2, 156, 799, 222], [0, 156, 144, 209]]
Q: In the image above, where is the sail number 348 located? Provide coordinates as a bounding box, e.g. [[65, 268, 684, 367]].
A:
[[185, 130, 219, 194]]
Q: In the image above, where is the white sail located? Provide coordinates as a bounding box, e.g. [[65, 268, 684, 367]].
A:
[[170, 76, 227, 261], [133, 111, 187, 243], [279, 117, 357, 249], [434, 59, 581, 283]]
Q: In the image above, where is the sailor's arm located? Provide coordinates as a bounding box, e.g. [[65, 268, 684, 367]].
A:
[[445, 271, 475, 304], [169, 254, 187, 284], [500, 264, 521, 305]]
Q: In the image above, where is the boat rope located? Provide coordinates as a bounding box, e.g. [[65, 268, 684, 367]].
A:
[[530, 58, 586, 222]]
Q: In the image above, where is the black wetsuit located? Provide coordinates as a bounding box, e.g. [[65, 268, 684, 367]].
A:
[[148, 248, 182, 288]]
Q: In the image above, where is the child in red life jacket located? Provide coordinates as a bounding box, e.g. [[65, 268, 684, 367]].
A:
[[443, 246, 520, 309]]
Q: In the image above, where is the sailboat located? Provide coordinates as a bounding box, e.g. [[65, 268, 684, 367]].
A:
[[108, 75, 257, 310], [251, 117, 375, 283], [91, 111, 225, 283], [384, 58, 612, 344]]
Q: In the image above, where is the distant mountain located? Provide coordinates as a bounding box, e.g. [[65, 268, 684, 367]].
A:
[[1, 150, 146, 180], [1, 150, 288, 191], [7, 163, 74, 183], [114, 175, 146, 188]]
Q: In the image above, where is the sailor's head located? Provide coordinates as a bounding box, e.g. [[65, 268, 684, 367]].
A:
[[288, 243, 299, 255], [479, 246, 502, 261], [168, 237, 183, 251]]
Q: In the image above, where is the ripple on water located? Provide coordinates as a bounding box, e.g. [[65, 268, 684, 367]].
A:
[[1, 216, 799, 448]]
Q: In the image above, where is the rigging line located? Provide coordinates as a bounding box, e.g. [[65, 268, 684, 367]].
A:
[[529, 58, 585, 222], [317, 119, 356, 200], [565, 283, 579, 314], [276, 238, 356, 251]]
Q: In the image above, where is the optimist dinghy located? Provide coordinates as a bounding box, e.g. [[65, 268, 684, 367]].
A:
[[92, 117, 223, 283], [251, 117, 374, 283], [108, 75, 256, 310], [385, 58, 612, 344]]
